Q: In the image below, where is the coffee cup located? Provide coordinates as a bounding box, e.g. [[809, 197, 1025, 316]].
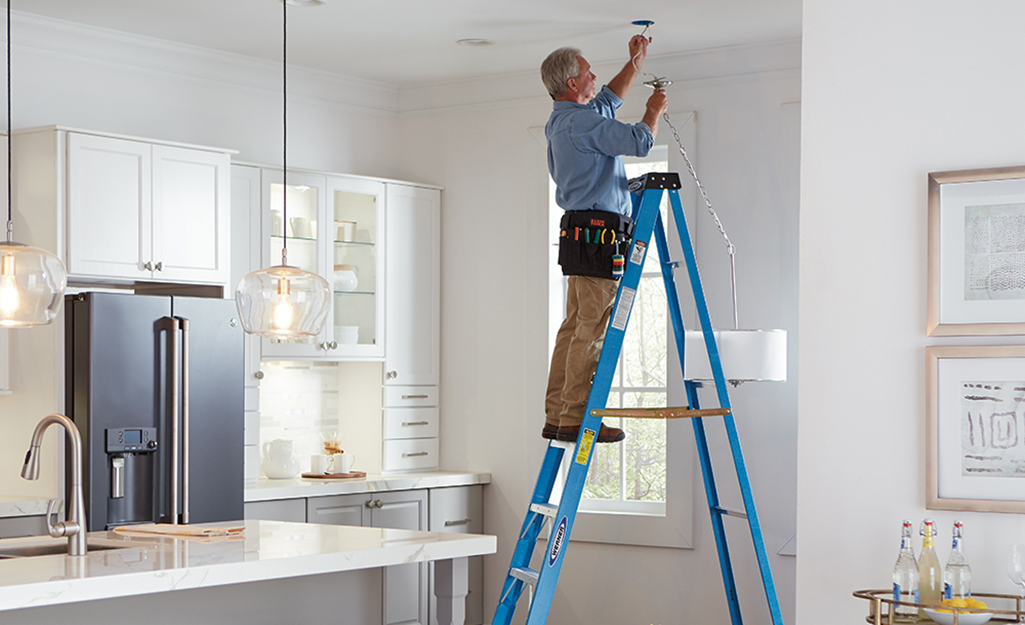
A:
[[333, 452, 356, 475], [290, 216, 311, 239], [311, 454, 331, 474], [336, 220, 357, 242], [270, 211, 283, 236]]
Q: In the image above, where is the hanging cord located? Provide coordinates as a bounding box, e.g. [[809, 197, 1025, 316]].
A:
[[631, 21, 740, 329], [280, 0, 288, 266], [6, 0, 12, 243]]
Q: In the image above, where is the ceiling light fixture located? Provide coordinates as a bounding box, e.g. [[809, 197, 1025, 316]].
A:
[[0, 0, 66, 327], [235, 0, 330, 339], [456, 38, 495, 47]]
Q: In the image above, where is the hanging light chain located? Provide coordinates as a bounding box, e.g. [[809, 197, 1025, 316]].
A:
[[662, 111, 740, 330]]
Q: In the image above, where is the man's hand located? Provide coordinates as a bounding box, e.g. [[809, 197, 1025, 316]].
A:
[[629, 35, 650, 67], [641, 89, 668, 138]]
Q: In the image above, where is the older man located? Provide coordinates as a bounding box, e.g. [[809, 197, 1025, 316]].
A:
[[540, 36, 669, 443]]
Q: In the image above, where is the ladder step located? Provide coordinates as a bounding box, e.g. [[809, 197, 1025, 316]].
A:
[[548, 439, 575, 450], [529, 503, 559, 519], [591, 406, 731, 419], [510, 566, 539, 586], [713, 506, 748, 520]]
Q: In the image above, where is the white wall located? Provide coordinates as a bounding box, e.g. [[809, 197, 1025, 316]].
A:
[[398, 40, 800, 625], [799, 1, 1025, 623]]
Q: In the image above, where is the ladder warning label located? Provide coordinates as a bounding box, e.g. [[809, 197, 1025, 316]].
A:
[[630, 240, 647, 266], [574, 429, 595, 465], [611, 288, 636, 332]]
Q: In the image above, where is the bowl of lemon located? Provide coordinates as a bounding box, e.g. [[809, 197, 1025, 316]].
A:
[[924, 598, 992, 625]]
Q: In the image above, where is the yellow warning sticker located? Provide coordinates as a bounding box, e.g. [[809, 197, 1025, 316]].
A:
[[575, 429, 596, 465]]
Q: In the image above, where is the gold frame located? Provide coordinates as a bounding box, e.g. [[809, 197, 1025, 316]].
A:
[[926, 344, 1025, 513], [927, 165, 1025, 335]]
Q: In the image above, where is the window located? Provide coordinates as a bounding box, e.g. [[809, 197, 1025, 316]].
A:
[[545, 114, 697, 549]]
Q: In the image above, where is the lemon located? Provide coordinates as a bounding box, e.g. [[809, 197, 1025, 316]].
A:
[[941, 598, 968, 608], [965, 598, 988, 609]]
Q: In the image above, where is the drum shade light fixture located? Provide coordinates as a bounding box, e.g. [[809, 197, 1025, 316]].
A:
[[0, 0, 66, 327], [236, 0, 330, 338]]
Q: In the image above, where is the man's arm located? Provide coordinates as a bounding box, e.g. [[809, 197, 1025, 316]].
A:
[[606, 35, 649, 100], [641, 90, 668, 139]]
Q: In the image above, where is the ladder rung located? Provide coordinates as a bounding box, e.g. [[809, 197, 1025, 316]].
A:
[[510, 566, 539, 586], [713, 506, 748, 520], [590, 406, 731, 419], [530, 503, 559, 519], [549, 439, 576, 450]]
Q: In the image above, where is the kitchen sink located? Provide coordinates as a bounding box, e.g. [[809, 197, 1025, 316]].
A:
[[0, 542, 127, 558]]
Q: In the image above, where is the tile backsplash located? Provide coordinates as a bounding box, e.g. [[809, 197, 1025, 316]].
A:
[[252, 360, 383, 479]]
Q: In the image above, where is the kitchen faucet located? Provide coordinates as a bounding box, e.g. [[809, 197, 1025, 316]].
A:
[[21, 414, 87, 556]]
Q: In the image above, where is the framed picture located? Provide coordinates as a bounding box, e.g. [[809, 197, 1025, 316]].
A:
[[926, 345, 1025, 513], [928, 166, 1025, 336]]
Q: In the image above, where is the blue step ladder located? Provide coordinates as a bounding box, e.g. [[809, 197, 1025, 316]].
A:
[[491, 172, 785, 625]]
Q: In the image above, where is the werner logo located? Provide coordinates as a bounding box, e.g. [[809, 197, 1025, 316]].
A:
[[548, 517, 568, 566]]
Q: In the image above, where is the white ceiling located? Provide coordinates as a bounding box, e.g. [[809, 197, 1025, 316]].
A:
[[14, 0, 802, 87]]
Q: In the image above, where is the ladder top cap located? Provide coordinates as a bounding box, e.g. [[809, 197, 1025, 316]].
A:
[[636, 172, 682, 191]]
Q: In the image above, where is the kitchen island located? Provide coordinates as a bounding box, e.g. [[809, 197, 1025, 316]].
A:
[[0, 519, 496, 625]]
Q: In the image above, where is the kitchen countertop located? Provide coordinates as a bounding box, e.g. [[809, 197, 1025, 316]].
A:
[[244, 470, 491, 502], [0, 498, 48, 518], [0, 519, 496, 612]]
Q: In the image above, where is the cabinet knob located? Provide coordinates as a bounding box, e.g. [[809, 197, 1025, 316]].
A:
[[387, 371, 397, 379], [366, 499, 384, 509], [329, 341, 338, 350], [155, 261, 163, 272], [143, 261, 153, 271], [253, 370, 265, 380]]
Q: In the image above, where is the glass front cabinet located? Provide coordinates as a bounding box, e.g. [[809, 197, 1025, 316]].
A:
[[260, 169, 385, 360]]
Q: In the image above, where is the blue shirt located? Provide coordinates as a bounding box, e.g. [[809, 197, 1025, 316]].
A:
[[545, 85, 654, 217]]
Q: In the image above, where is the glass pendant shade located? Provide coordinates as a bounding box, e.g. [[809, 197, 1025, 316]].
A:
[[235, 264, 330, 339], [0, 241, 67, 327]]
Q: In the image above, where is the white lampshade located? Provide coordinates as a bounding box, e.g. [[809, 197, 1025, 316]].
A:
[[683, 329, 787, 383], [0, 242, 67, 327], [235, 264, 330, 339]]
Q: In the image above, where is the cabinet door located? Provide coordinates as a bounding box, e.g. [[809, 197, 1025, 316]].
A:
[[384, 185, 440, 385], [307, 493, 368, 527], [259, 169, 332, 359], [66, 133, 151, 280], [152, 145, 231, 284], [373, 490, 428, 625], [245, 498, 306, 523], [428, 486, 484, 625]]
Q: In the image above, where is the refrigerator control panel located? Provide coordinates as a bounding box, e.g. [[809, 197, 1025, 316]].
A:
[[106, 428, 158, 453]]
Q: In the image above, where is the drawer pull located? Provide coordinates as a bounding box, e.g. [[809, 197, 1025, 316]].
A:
[[402, 451, 429, 458], [444, 518, 472, 527], [401, 394, 430, 400], [402, 421, 430, 427]]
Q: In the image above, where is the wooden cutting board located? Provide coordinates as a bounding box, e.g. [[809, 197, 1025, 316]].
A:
[[300, 471, 367, 480]]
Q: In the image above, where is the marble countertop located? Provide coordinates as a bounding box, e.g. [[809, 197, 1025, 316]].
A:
[[0, 498, 49, 518], [0, 519, 496, 612], [245, 470, 492, 502]]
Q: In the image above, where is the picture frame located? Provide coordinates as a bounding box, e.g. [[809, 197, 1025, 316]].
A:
[[926, 345, 1025, 513], [927, 165, 1025, 336]]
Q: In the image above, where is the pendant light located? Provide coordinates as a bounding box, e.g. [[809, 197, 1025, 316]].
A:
[[236, 0, 330, 339], [0, 0, 66, 327]]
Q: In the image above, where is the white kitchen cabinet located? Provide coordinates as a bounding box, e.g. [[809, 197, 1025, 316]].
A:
[[14, 127, 232, 286], [257, 169, 385, 361], [244, 498, 306, 523], [382, 185, 441, 472], [307, 490, 428, 625], [428, 486, 484, 625]]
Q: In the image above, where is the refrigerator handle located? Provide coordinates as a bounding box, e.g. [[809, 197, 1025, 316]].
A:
[[166, 316, 181, 525], [175, 316, 190, 525]]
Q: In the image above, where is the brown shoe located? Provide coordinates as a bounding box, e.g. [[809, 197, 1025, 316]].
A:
[[545, 423, 626, 444]]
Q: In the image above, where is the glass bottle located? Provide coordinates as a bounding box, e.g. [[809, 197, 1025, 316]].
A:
[[944, 520, 972, 599], [892, 520, 920, 622], [918, 519, 943, 616]]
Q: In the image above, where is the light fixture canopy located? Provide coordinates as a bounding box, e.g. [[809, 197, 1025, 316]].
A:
[[235, 0, 331, 339]]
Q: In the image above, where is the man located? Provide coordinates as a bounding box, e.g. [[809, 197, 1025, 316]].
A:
[[540, 36, 669, 443]]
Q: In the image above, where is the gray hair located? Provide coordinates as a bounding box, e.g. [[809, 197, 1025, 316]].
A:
[[540, 47, 582, 99]]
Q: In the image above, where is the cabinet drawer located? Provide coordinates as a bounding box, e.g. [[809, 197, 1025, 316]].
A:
[[383, 385, 438, 407], [383, 438, 439, 472], [428, 486, 483, 534], [383, 407, 439, 440]]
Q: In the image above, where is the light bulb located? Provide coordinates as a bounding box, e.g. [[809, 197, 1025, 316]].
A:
[[0, 254, 18, 317], [272, 276, 294, 331]]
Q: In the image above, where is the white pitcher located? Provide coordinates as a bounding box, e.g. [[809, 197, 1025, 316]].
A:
[[261, 439, 300, 479]]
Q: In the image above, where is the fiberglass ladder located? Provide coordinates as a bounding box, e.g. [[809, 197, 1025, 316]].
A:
[[491, 172, 785, 625]]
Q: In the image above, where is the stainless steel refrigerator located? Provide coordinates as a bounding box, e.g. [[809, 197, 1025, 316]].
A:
[[65, 292, 244, 530]]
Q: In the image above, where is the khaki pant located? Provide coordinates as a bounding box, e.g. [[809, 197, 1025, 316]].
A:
[[545, 275, 620, 428]]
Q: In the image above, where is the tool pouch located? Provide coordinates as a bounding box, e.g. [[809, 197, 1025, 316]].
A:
[[558, 210, 635, 279]]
